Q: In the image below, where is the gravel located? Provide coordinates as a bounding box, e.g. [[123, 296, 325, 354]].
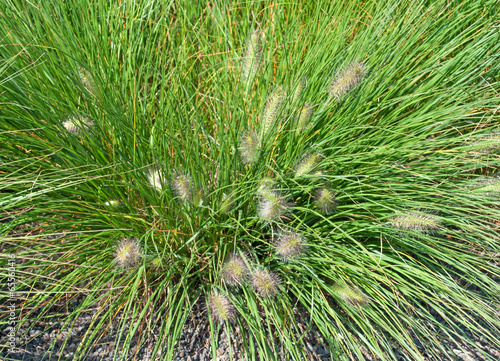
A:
[[0, 294, 333, 361], [2, 291, 500, 361]]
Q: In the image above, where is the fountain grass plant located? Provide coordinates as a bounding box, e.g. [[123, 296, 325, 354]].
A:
[[1, 0, 500, 360]]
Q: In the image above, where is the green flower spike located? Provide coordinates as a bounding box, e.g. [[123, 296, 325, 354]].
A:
[[114, 238, 142, 269], [390, 210, 440, 233], [315, 188, 337, 215], [333, 283, 369, 306], [274, 232, 307, 261], [240, 130, 261, 165], [329, 62, 366, 98], [295, 152, 322, 177], [250, 268, 280, 298], [242, 29, 263, 83], [222, 254, 248, 286], [62, 115, 93, 136], [208, 290, 235, 323]]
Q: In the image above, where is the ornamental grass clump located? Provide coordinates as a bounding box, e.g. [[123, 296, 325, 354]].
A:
[[2, 1, 500, 360]]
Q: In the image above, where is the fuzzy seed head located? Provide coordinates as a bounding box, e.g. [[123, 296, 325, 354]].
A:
[[257, 177, 275, 196], [148, 169, 167, 192], [479, 182, 500, 197], [257, 191, 290, 222], [78, 67, 98, 96], [333, 284, 369, 306], [62, 115, 93, 135], [471, 134, 500, 152], [250, 268, 280, 298], [274, 232, 306, 261], [329, 62, 366, 98], [390, 211, 440, 233], [315, 188, 337, 215], [104, 199, 120, 207], [295, 153, 321, 177], [115, 238, 142, 269], [470, 177, 500, 197], [292, 76, 306, 103], [220, 193, 235, 213], [192, 188, 204, 207], [262, 87, 284, 135], [151, 257, 163, 270], [172, 173, 192, 202], [240, 131, 261, 165], [296, 104, 312, 134], [222, 254, 248, 286], [242, 29, 263, 83], [208, 290, 235, 322]]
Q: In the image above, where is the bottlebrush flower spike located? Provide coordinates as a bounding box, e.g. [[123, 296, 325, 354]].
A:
[[332, 283, 369, 306], [114, 238, 142, 269], [329, 62, 366, 98], [208, 290, 235, 323], [274, 231, 307, 261], [315, 188, 337, 215], [250, 268, 280, 298], [151, 257, 164, 271], [257, 190, 290, 222], [262, 87, 284, 135], [296, 103, 312, 134], [104, 199, 121, 208], [295, 152, 322, 177], [292, 76, 306, 103], [62, 115, 93, 136], [257, 177, 275, 196], [222, 254, 248, 286], [471, 134, 500, 152], [240, 130, 261, 165], [148, 168, 167, 192], [172, 173, 192, 203], [220, 192, 235, 213], [470, 177, 500, 197], [242, 29, 263, 83], [389, 210, 440, 233], [78, 66, 98, 96]]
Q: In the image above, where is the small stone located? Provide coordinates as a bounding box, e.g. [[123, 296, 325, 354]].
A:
[[452, 349, 474, 361]]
